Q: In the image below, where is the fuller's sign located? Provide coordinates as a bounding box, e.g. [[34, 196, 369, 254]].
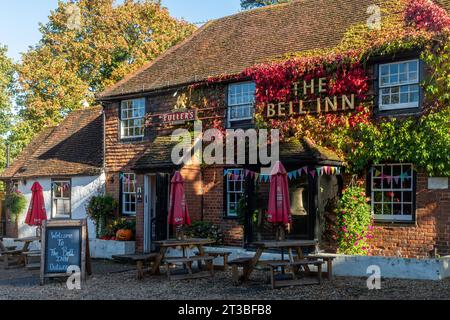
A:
[[265, 77, 357, 118], [160, 109, 197, 124]]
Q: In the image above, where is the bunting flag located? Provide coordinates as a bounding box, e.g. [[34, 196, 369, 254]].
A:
[[225, 165, 343, 183]]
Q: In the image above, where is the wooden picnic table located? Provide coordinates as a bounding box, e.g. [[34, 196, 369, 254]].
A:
[[13, 237, 40, 253], [150, 238, 215, 277], [239, 240, 318, 284]]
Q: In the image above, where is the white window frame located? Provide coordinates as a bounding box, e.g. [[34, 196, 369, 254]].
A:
[[371, 164, 414, 222], [226, 169, 245, 217], [51, 180, 71, 219], [378, 59, 420, 111], [122, 173, 137, 216], [120, 98, 145, 139], [227, 82, 255, 126]]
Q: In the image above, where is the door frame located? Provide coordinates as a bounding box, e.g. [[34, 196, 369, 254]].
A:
[[143, 174, 156, 253]]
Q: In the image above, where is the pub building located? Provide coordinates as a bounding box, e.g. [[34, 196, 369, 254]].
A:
[[96, 0, 450, 258]]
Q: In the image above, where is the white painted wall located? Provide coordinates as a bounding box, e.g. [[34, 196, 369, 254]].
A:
[[15, 173, 106, 239]]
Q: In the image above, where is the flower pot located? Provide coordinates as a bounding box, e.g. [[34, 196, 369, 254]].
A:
[[116, 229, 133, 241]]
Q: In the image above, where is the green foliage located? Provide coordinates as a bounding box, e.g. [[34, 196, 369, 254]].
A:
[[350, 108, 450, 176], [335, 186, 374, 255], [236, 196, 259, 226], [105, 218, 136, 236], [5, 191, 27, 222], [86, 194, 118, 237], [241, 0, 290, 10], [15, 0, 196, 146], [0, 45, 16, 170], [182, 221, 224, 245]]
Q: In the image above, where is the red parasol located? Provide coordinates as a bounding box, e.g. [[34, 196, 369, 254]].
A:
[[25, 182, 47, 226], [168, 171, 191, 227]]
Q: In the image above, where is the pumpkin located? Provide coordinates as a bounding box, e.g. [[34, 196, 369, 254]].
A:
[[116, 229, 133, 241]]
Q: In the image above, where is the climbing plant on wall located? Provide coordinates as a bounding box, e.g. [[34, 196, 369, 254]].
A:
[[199, 0, 450, 177]]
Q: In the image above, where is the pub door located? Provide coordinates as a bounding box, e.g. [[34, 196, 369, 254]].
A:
[[144, 173, 170, 253]]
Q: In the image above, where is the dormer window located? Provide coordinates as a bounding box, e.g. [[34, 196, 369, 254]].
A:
[[227, 82, 255, 127], [379, 60, 420, 111], [120, 98, 145, 139]]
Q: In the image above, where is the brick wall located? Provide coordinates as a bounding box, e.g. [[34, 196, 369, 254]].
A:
[[340, 173, 449, 259], [368, 173, 449, 258]]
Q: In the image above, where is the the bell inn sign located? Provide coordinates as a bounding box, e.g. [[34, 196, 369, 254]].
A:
[[266, 77, 358, 118]]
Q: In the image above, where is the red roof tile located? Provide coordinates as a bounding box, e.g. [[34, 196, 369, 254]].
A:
[[0, 107, 104, 180]]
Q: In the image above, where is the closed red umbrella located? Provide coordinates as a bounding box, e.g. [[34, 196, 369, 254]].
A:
[[267, 161, 291, 240], [168, 171, 191, 227], [25, 182, 47, 227]]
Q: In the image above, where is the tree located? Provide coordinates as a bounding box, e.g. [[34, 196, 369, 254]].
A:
[[240, 0, 290, 10], [0, 45, 15, 171], [17, 0, 196, 131]]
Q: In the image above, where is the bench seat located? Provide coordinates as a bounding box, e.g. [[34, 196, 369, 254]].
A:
[[266, 259, 325, 289], [112, 253, 159, 280], [165, 255, 214, 281], [307, 254, 336, 280]]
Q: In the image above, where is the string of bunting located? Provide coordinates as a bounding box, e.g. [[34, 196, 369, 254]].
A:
[[371, 168, 412, 184], [224, 166, 343, 183], [51, 182, 71, 193], [119, 173, 133, 184]]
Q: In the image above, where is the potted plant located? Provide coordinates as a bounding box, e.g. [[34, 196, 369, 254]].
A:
[[5, 190, 27, 222], [106, 218, 136, 242], [86, 194, 118, 238]]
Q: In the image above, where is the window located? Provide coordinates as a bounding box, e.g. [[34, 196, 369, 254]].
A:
[[226, 169, 245, 217], [379, 60, 420, 111], [371, 164, 415, 222], [120, 98, 145, 139], [228, 82, 255, 125], [122, 173, 137, 216], [52, 180, 71, 219]]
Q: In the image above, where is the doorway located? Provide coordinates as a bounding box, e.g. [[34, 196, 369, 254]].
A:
[[144, 173, 170, 253], [144, 175, 156, 253]]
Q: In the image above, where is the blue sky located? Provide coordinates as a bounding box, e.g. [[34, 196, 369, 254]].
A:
[[0, 0, 242, 62]]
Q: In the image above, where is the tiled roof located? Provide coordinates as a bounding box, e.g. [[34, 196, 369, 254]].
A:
[[133, 136, 185, 170], [133, 136, 343, 170], [280, 138, 344, 165], [0, 107, 104, 180], [98, 0, 389, 99]]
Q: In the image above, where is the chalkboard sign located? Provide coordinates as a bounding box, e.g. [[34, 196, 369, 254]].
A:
[[40, 219, 90, 285]]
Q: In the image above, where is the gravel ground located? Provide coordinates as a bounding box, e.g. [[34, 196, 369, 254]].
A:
[[1, 260, 450, 300]]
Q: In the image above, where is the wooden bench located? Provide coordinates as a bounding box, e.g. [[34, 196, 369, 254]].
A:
[[164, 256, 214, 281], [307, 254, 336, 280], [195, 251, 232, 271], [228, 257, 253, 286], [23, 251, 41, 270], [266, 259, 324, 289], [112, 253, 158, 280], [0, 241, 23, 269]]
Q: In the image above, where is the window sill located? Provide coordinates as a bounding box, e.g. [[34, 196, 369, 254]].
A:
[[120, 137, 145, 144], [374, 220, 416, 227], [223, 216, 239, 221], [375, 107, 421, 117]]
